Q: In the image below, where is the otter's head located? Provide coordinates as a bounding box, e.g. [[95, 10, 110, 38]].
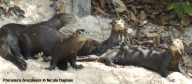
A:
[[71, 29, 87, 43], [111, 18, 126, 33], [74, 29, 86, 36], [171, 38, 185, 55]]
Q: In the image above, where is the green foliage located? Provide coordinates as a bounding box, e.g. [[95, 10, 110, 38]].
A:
[[2, 0, 11, 6], [168, 2, 192, 17], [168, 2, 192, 26]]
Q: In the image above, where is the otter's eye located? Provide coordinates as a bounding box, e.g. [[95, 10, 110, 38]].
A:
[[79, 31, 82, 34]]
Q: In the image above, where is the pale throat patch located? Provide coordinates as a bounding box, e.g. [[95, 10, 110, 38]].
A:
[[115, 19, 125, 28], [172, 39, 185, 55]]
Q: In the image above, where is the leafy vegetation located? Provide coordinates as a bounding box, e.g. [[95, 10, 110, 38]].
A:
[[168, 2, 192, 16], [168, 1, 192, 26]]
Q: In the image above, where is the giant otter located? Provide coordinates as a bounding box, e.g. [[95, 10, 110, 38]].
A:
[[0, 13, 76, 59], [0, 13, 76, 70], [94, 19, 130, 55], [17, 27, 63, 60], [76, 19, 172, 77], [78, 44, 172, 77], [77, 18, 130, 60], [47, 29, 87, 70], [101, 45, 171, 77], [76, 19, 127, 57]]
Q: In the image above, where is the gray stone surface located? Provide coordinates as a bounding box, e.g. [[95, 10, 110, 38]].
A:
[[0, 56, 192, 84], [0, 0, 54, 27], [72, 0, 91, 17], [182, 27, 192, 45], [60, 15, 112, 42]]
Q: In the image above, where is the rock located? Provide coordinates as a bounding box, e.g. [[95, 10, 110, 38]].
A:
[[60, 15, 112, 42], [182, 26, 192, 45], [1, 56, 192, 84], [0, 57, 20, 73], [167, 72, 192, 84], [72, 0, 91, 17], [0, 0, 54, 27], [17, 0, 54, 23]]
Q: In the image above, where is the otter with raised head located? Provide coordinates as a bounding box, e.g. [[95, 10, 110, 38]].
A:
[[47, 29, 87, 70], [95, 18, 130, 55], [76, 19, 171, 77]]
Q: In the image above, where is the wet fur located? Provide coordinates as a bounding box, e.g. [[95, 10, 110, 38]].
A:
[[98, 45, 172, 77], [0, 13, 74, 70], [48, 30, 86, 70], [0, 13, 75, 59]]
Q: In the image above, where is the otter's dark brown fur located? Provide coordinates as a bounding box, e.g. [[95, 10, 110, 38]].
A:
[[47, 29, 87, 70], [77, 38, 100, 56], [95, 19, 129, 55], [0, 13, 76, 70], [0, 13, 76, 59]]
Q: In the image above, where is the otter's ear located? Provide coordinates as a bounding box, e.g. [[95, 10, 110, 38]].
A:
[[110, 20, 115, 25], [72, 32, 76, 35]]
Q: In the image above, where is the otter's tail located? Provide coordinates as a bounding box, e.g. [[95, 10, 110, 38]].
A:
[[76, 55, 99, 62]]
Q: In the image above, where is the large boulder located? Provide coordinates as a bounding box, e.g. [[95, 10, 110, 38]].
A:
[[60, 15, 112, 42], [0, 56, 192, 84]]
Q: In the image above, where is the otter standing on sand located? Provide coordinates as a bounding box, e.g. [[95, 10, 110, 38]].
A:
[[47, 29, 87, 70]]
